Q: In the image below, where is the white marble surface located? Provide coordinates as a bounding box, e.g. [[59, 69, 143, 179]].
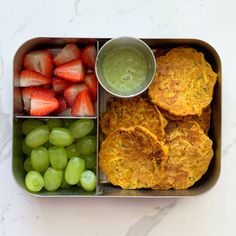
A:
[[0, 0, 236, 235]]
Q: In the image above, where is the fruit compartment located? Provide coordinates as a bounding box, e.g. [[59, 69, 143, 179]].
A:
[[13, 38, 221, 197], [13, 38, 99, 196], [13, 37, 99, 119], [13, 117, 99, 196]]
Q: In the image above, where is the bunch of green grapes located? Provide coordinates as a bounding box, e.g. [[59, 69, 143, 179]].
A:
[[22, 119, 97, 193]]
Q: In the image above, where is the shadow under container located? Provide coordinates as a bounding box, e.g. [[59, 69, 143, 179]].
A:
[[13, 37, 221, 197]]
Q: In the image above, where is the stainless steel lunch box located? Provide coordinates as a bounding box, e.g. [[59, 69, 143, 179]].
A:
[[12, 37, 221, 197]]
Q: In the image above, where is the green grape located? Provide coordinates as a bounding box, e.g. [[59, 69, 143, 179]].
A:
[[44, 167, 63, 191], [22, 139, 32, 155], [60, 171, 70, 188], [66, 144, 80, 159], [76, 135, 97, 155], [31, 147, 49, 172], [80, 170, 96, 192], [48, 146, 67, 170], [62, 119, 74, 128], [47, 119, 62, 131], [68, 119, 94, 139], [25, 125, 50, 148], [65, 157, 85, 185], [89, 121, 97, 135], [22, 119, 45, 135], [80, 153, 96, 169], [25, 170, 44, 192], [49, 128, 73, 146], [24, 157, 33, 172]]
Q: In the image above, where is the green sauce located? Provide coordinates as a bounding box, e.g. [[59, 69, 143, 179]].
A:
[[102, 47, 147, 95]]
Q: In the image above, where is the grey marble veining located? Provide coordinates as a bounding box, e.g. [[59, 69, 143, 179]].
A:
[[10, 14, 32, 39], [222, 138, 236, 157], [0, 203, 11, 225], [125, 199, 177, 236], [74, 0, 81, 16], [68, 0, 81, 23]]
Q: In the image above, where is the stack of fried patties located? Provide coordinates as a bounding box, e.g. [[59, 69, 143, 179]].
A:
[[99, 47, 217, 190]]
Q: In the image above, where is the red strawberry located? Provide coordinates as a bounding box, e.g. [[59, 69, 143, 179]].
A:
[[54, 44, 81, 66], [22, 87, 55, 113], [63, 83, 88, 107], [23, 50, 53, 77], [54, 59, 86, 82], [49, 48, 61, 57], [20, 70, 51, 87], [71, 90, 95, 116], [81, 44, 96, 70], [22, 87, 35, 113], [53, 96, 69, 114], [84, 73, 98, 102], [52, 77, 71, 94], [30, 91, 59, 116]]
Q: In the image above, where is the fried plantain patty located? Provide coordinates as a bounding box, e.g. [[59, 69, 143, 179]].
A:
[[153, 121, 213, 190], [100, 97, 167, 140], [149, 47, 217, 116], [160, 106, 211, 134], [99, 126, 168, 189]]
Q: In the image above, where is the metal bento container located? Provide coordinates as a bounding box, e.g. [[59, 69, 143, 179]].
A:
[[12, 37, 221, 197]]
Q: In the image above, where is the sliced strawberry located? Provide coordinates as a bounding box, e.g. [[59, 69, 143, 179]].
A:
[[63, 83, 88, 107], [54, 44, 81, 66], [71, 90, 95, 116], [22, 87, 55, 113], [52, 77, 71, 95], [21, 87, 34, 113], [30, 91, 59, 116], [53, 96, 69, 114], [54, 59, 86, 82], [81, 44, 96, 70], [23, 50, 53, 77], [20, 70, 51, 87], [84, 73, 98, 102]]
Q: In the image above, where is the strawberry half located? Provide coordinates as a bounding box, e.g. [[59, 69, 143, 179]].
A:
[[54, 59, 86, 83], [71, 90, 95, 116], [81, 44, 96, 70], [54, 43, 81, 66], [23, 50, 53, 77], [20, 70, 51, 87], [64, 83, 88, 107], [53, 96, 69, 114], [52, 77, 71, 95], [22, 87, 55, 113], [30, 91, 59, 116], [84, 73, 98, 102]]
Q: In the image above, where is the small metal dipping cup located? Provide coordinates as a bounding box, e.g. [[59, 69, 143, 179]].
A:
[[95, 37, 156, 98]]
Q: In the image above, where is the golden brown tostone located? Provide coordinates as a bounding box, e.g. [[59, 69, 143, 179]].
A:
[[160, 106, 211, 134], [149, 47, 217, 116], [99, 126, 168, 189], [100, 97, 167, 140], [153, 121, 213, 190]]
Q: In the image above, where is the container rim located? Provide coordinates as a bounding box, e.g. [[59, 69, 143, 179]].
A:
[[95, 36, 156, 98]]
